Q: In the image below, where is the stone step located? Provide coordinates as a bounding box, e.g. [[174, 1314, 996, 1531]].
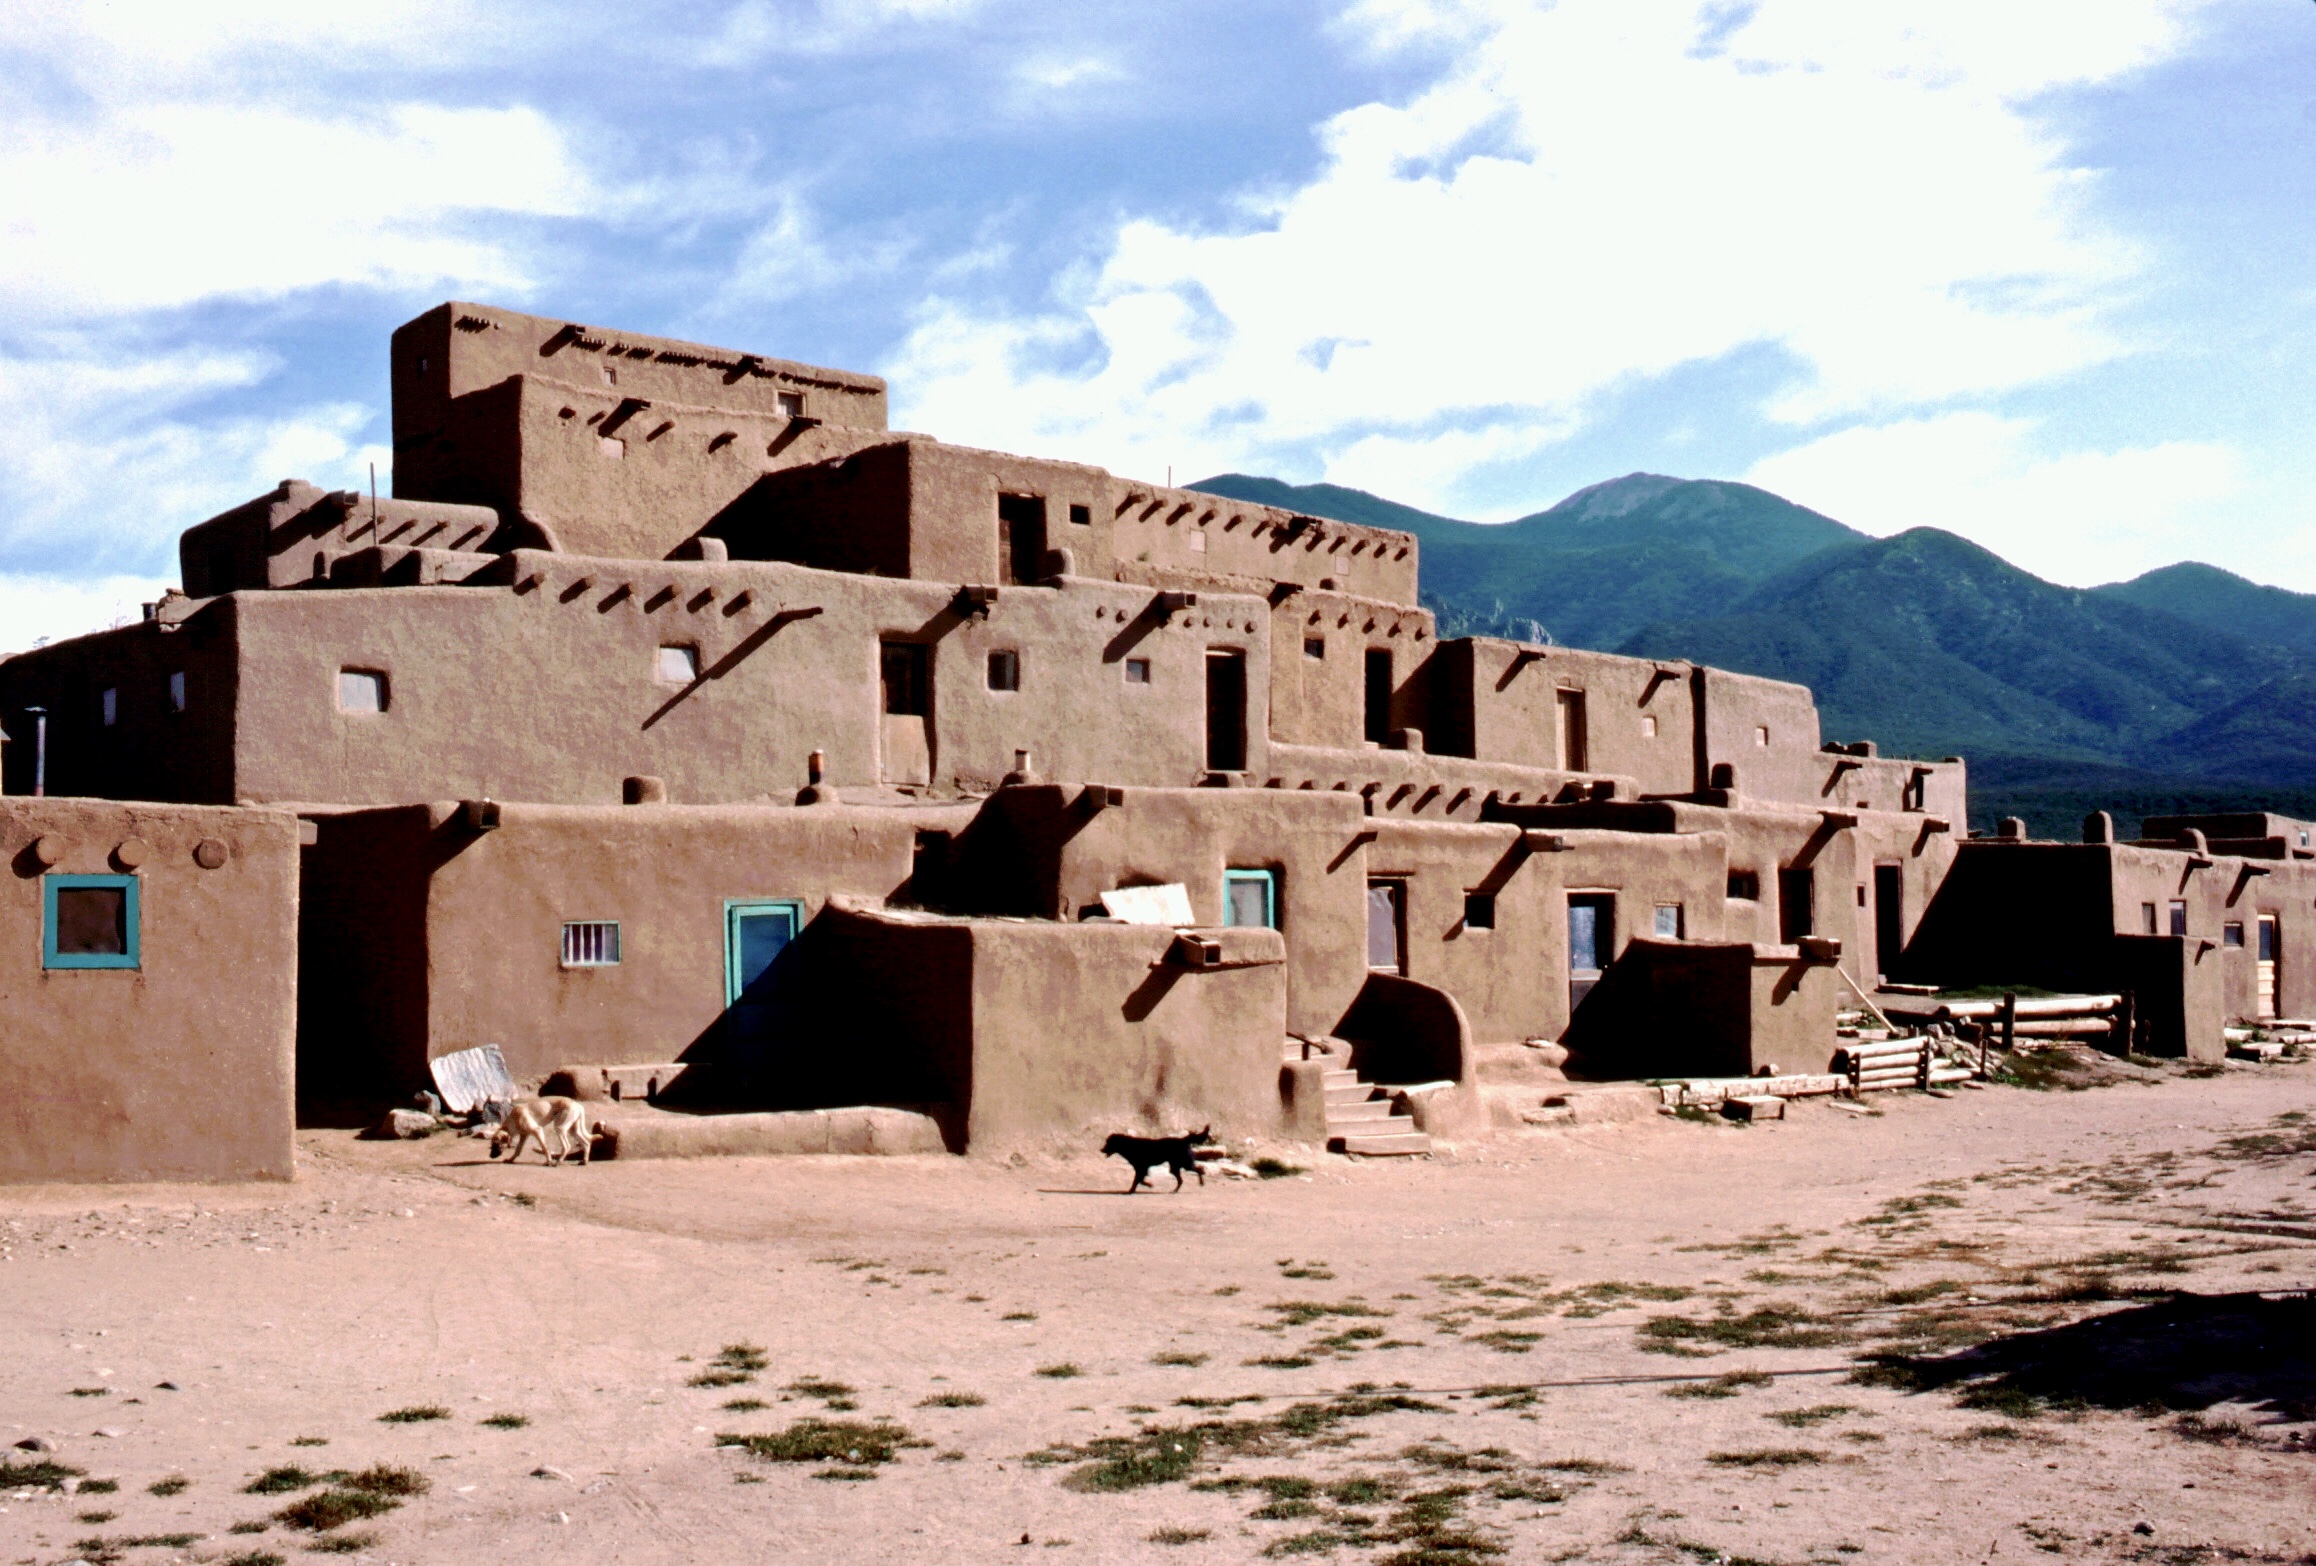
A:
[[1334, 1123, 1432, 1156], [1326, 1097, 1397, 1124], [1324, 1082, 1381, 1106], [1321, 1069, 1360, 1090]]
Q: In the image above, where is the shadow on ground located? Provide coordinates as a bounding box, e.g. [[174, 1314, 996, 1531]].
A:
[[1863, 1291, 2315, 1423]]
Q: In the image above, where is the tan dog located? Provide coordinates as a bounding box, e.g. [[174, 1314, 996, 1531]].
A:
[[489, 1097, 593, 1166]]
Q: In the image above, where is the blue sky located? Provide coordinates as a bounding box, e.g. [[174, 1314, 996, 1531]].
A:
[[3, 0, 2313, 649]]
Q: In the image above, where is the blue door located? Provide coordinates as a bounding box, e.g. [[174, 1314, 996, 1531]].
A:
[[725, 901, 803, 1045]]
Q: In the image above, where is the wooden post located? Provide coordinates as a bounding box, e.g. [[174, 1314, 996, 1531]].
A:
[[2116, 990, 2135, 1057], [2000, 992, 2017, 1064]]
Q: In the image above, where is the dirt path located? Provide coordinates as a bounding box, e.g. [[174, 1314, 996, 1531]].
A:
[[4, 1060, 2312, 1566]]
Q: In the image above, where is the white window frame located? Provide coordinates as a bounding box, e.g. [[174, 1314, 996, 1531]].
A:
[[561, 921, 622, 968]]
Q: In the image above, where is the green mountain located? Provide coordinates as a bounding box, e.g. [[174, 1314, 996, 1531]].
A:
[[2090, 561, 2316, 656], [1188, 470, 2316, 833]]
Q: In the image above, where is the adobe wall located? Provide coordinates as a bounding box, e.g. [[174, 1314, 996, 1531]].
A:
[[1266, 592, 1439, 749], [306, 801, 966, 1093], [0, 605, 239, 805], [0, 798, 298, 1183], [2104, 844, 2316, 1025], [1818, 750, 1969, 824], [1113, 484, 1419, 607], [179, 480, 502, 596], [1418, 640, 1698, 790], [1698, 667, 1823, 804], [960, 918, 1290, 1151], [1562, 940, 1839, 1079]]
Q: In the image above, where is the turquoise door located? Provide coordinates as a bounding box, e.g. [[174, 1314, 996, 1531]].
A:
[[725, 901, 803, 1045]]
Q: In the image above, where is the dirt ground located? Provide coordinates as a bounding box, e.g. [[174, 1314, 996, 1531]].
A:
[[4, 1055, 2313, 1566]]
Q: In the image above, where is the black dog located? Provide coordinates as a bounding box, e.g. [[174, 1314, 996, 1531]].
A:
[[1102, 1126, 1214, 1192]]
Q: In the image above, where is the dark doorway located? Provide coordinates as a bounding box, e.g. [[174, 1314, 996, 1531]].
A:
[[1556, 688, 1588, 771], [1874, 863, 1904, 977], [1365, 648, 1392, 743], [1778, 867, 1814, 944], [997, 494, 1046, 586], [1366, 879, 1406, 973], [1568, 893, 1615, 1010], [880, 640, 931, 786], [1206, 650, 1246, 771]]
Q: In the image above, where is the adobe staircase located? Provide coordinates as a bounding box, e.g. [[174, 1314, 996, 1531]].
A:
[[1320, 1062, 1432, 1156]]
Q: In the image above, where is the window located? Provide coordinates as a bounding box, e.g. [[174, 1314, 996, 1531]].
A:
[[997, 494, 1046, 586], [416, 356, 428, 374], [1068, 503, 1091, 526], [168, 671, 186, 713], [881, 641, 929, 715], [101, 688, 118, 726], [776, 391, 804, 419], [561, 921, 621, 967], [1366, 879, 1406, 972], [599, 436, 625, 459], [986, 649, 1020, 691], [2302, 830, 2311, 848], [1304, 637, 1325, 660], [1464, 891, 1496, 931], [1206, 650, 1247, 771], [43, 874, 139, 970], [1556, 689, 1588, 771], [1641, 714, 1657, 738], [2224, 921, 2245, 949], [2260, 917, 2278, 962], [1855, 884, 1867, 907], [725, 900, 803, 1011], [1187, 529, 1207, 553], [1654, 904, 1684, 939], [1124, 657, 1151, 685], [1365, 649, 1392, 743], [1755, 725, 1770, 746], [337, 670, 386, 713], [2142, 902, 2158, 935], [2169, 900, 2188, 937], [1778, 867, 1814, 943], [1225, 868, 1278, 930], [1569, 893, 1616, 1008], [656, 645, 699, 684], [1727, 870, 1760, 901]]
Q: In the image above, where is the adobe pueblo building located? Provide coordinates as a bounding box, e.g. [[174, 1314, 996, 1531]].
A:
[[0, 303, 2294, 1180]]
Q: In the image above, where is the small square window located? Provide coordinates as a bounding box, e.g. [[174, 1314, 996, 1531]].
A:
[[2142, 902, 2158, 935], [416, 356, 428, 374], [1727, 870, 1760, 901], [2224, 921, 2245, 948], [1655, 903, 1684, 938], [1188, 530, 1207, 553], [101, 687, 118, 726], [987, 649, 1020, 691], [1124, 658, 1151, 685], [2169, 900, 2188, 937], [1855, 884, 1867, 907], [562, 921, 621, 967], [1068, 503, 1091, 525], [1642, 714, 1657, 738], [168, 671, 186, 713], [1304, 638, 1325, 660], [2302, 830, 2311, 847], [656, 645, 699, 684], [1226, 869, 1279, 930], [43, 874, 139, 970], [1463, 891, 1495, 931], [776, 391, 804, 419], [599, 435, 624, 459], [601, 366, 617, 386], [337, 669, 387, 713], [1755, 725, 1770, 746]]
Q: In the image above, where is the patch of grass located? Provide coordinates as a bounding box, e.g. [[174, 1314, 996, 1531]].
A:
[[1401, 1441, 1517, 1473], [1955, 1384, 2047, 1420], [376, 1404, 450, 1423], [1535, 1457, 1627, 1475], [274, 1489, 398, 1531], [1639, 1304, 1850, 1353], [69, 1386, 111, 1397], [77, 1510, 118, 1524], [1245, 1355, 1316, 1370], [813, 1466, 878, 1481], [0, 1455, 85, 1491], [223, 1552, 286, 1566], [1707, 1448, 1825, 1468], [1151, 1350, 1209, 1367], [1470, 1331, 1542, 1354], [340, 1464, 428, 1497], [1063, 1427, 1206, 1492], [289, 1437, 328, 1448], [722, 1398, 768, 1412], [303, 1531, 378, 1554], [148, 1475, 191, 1496], [917, 1391, 986, 1408], [1252, 1159, 1303, 1179], [1001, 1311, 1038, 1322], [719, 1417, 916, 1468], [229, 1521, 270, 1534], [244, 1466, 321, 1495], [1489, 1478, 1564, 1503], [1267, 1300, 1390, 1327], [1666, 1370, 1774, 1399], [79, 1476, 120, 1494], [1042, 1391, 1443, 1494], [786, 1376, 855, 1401], [1878, 1279, 1967, 1306], [1036, 1363, 1084, 1379], [1327, 1476, 1400, 1505], [1149, 1527, 1212, 1545], [480, 1413, 528, 1430], [1767, 1404, 1853, 1428]]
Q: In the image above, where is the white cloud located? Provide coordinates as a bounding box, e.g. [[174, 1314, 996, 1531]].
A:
[[1743, 411, 2242, 585], [888, 0, 2209, 506], [0, 573, 175, 656]]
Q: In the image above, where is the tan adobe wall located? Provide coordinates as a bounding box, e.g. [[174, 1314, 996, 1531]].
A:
[[0, 610, 238, 804], [1817, 750, 1968, 823], [0, 799, 298, 1182], [178, 480, 502, 596], [1419, 640, 1698, 791], [2104, 843, 2316, 1024], [1111, 484, 1419, 607], [211, 558, 1271, 806], [1564, 940, 1840, 1078], [1698, 667, 1822, 802], [1267, 590, 1438, 748]]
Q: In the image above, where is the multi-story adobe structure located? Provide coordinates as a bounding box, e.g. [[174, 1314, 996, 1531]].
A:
[[0, 304, 2274, 1180]]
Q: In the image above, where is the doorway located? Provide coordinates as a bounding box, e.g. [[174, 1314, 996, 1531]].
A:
[[2259, 914, 2279, 1019], [997, 494, 1046, 586], [724, 900, 803, 1046], [1874, 863, 1904, 978], [1366, 879, 1406, 974], [879, 640, 931, 786], [1556, 688, 1588, 772], [1206, 650, 1246, 771], [1364, 649, 1392, 744], [1568, 893, 1615, 1010], [1778, 867, 1814, 944]]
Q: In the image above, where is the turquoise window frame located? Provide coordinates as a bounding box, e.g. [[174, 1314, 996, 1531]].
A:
[[1222, 868, 1278, 930], [44, 873, 140, 970], [724, 900, 804, 1006]]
